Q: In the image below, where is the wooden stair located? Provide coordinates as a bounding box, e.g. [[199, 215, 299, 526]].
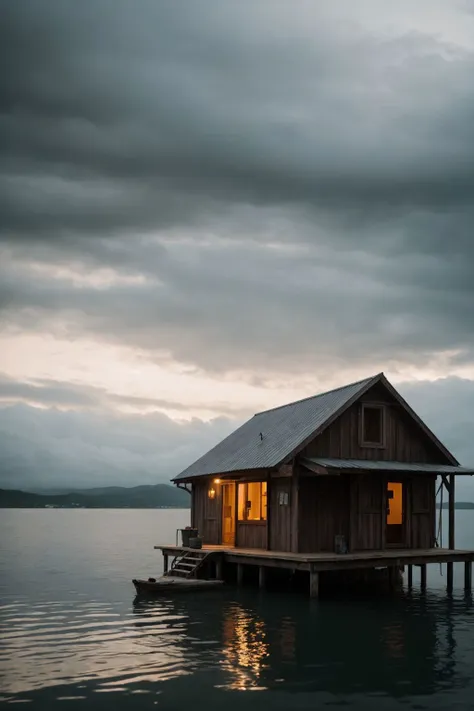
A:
[[165, 550, 213, 579]]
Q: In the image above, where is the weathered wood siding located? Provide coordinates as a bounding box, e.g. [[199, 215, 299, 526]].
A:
[[409, 475, 436, 549], [349, 473, 435, 551], [190, 473, 435, 551], [352, 474, 385, 550], [191, 476, 271, 549], [191, 479, 221, 544], [269, 478, 292, 552], [298, 476, 350, 553], [302, 383, 447, 464], [236, 522, 267, 549]]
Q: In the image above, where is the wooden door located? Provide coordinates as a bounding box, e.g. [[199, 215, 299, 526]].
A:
[[221, 483, 236, 546], [356, 475, 384, 550], [410, 476, 435, 549]]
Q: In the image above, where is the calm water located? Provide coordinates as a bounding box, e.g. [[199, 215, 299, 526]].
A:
[[1, 510, 474, 710]]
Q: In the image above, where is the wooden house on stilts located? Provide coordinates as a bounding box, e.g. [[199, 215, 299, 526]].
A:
[[157, 373, 474, 596]]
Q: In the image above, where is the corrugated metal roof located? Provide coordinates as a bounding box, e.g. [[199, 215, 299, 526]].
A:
[[173, 374, 379, 481], [303, 458, 474, 475]]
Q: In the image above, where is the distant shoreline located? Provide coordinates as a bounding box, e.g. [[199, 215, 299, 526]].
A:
[[0, 485, 191, 509], [0, 506, 190, 509]]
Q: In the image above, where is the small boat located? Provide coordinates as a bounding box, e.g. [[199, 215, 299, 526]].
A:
[[133, 576, 224, 596]]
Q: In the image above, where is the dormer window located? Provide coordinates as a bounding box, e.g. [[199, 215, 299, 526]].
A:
[[361, 404, 386, 447]]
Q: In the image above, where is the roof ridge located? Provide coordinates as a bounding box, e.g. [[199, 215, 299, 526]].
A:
[[254, 372, 382, 417]]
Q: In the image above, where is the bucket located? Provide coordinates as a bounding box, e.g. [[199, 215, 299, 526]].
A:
[[335, 534, 348, 554], [188, 536, 203, 549], [180, 528, 198, 547]]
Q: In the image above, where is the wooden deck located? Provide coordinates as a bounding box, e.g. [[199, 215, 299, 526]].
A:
[[155, 544, 474, 574], [155, 544, 474, 571], [154, 544, 474, 597]]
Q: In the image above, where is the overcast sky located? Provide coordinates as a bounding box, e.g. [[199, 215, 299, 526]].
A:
[[1, 1, 474, 494]]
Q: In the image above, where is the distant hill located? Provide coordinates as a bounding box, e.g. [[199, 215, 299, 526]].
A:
[[28, 486, 136, 496], [0, 484, 190, 509], [438, 501, 474, 510]]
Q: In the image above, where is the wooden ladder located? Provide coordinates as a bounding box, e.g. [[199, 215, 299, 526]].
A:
[[165, 550, 212, 579]]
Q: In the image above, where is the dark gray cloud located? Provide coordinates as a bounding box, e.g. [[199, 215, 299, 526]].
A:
[[0, 0, 473, 378], [0, 401, 236, 490], [1, 1, 474, 242], [0, 373, 99, 408], [2, 233, 474, 378], [2, 1, 474, 490], [398, 377, 474, 498], [400, 376, 474, 462], [0, 372, 252, 417]]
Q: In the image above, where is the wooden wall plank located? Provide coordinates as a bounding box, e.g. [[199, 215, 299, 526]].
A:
[[302, 384, 443, 464], [236, 523, 267, 549], [192, 478, 221, 544], [269, 478, 292, 551], [410, 475, 436, 549], [354, 475, 384, 550], [291, 468, 299, 553], [298, 476, 350, 553]]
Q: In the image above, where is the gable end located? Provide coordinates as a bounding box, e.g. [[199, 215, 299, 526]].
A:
[[298, 376, 458, 465]]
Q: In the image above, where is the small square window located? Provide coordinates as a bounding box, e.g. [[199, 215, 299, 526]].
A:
[[361, 405, 385, 447]]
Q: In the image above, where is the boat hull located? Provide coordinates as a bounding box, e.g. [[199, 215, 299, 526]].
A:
[[132, 576, 223, 596]]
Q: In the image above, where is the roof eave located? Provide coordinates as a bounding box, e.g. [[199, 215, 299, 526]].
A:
[[172, 466, 273, 484], [301, 457, 474, 475]]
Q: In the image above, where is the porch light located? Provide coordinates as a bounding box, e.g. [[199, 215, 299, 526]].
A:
[[214, 478, 221, 484], [208, 487, 216, 500]]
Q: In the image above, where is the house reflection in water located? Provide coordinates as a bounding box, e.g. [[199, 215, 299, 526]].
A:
[[381, 621, 406, 659], [279, 617, 296, 662], [132, 592, 471, 700]]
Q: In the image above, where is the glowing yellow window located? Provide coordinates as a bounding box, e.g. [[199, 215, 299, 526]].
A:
[[237, 482, 267, 521]]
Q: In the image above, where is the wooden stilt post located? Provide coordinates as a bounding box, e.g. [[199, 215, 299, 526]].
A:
[[163, 553, 169, 574], [237, 563, 244, 586], [447, 473, 455, 592], [309, 568, 319, 598], [420, 564, 427, 589], [464, 561, 472, 592], [447, 564, 454, 592], [407, 565, 413, 588], [258, 566, 266, 589], [388, 566, 397, 589]]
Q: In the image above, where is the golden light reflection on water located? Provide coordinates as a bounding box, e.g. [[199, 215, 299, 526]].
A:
[[220, 604, 270, 691]]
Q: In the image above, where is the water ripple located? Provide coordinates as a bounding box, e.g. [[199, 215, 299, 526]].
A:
[[2, 509, 474, 710], [0, 598, 191, 698]]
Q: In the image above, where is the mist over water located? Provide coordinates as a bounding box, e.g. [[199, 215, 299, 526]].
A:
[[1, 509, 474, 710]]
